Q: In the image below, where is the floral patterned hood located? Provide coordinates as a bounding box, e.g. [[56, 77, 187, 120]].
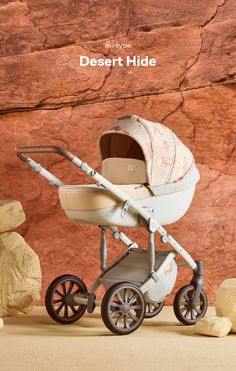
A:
[[100, 115, 194, 187]]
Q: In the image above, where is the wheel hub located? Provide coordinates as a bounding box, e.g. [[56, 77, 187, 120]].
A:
[[64, 294, 75, 306], [121, 303, 130, 314]]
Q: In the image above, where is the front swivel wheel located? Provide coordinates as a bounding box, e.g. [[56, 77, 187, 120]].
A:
[[45, 274, 87, 324], [101, 282, 145, 335], [173, 284, 208, 325]]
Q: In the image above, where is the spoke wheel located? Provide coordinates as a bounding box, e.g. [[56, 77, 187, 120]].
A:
[[101, 282, 145, 335], [173, 284, 208, 325], [45, 274, 87, 324], [144, 300, 165, 319]]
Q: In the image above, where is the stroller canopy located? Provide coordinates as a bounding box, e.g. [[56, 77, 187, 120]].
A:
[[100, 115, 194, 187]]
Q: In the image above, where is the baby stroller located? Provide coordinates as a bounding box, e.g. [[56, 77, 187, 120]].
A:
[[17, 115, 208, 335]]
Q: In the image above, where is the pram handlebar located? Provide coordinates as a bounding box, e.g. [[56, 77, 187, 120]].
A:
[[17, 146, 74, 162], [16, 146, 78, 187]]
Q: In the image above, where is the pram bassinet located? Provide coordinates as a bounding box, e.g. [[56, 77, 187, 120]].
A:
[[59, 115, 200, 226]]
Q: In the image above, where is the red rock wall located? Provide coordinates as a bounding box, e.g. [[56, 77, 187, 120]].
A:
[[0, 0, 235, 305]]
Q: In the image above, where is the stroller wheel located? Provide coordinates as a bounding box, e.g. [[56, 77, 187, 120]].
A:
[[144, 300, 165, 319], [101, 282, 145, 335], [173, 284, 208, 325], [45, 274, 87, 324]]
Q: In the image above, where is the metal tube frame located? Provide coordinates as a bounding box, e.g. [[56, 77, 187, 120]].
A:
[[16, 146, 197, 287]]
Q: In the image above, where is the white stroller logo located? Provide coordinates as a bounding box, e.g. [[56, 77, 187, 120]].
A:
[[17, 114, 208, 335], [127, 164, 135, 174]]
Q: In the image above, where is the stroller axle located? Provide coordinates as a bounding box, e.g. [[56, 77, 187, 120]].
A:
[[72, 295, 102, 308]]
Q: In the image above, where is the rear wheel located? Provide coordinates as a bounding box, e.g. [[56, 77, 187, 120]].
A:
[[144, 300, 165, 319], [101, 282, 145, 335], [173, 284, 208, 325], [45, 274, 87, 324]]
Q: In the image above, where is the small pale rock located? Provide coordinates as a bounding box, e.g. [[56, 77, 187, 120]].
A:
[[0, 200, 25, 233], [0, 232, 41, 316], [0, 318, 4, 330], [215, 279, 236, 333], [194, 315, 232, 337]]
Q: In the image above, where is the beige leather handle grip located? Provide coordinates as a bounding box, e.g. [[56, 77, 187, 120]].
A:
[[16, 146, 74, 162]]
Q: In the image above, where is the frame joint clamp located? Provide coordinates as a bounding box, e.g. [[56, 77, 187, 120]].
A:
[[148, 217, 158, 233], [121, 200, 130, 218], [113, 231, 120, 240], [128, 242, 139, 249], [161, 234, 169, 244]]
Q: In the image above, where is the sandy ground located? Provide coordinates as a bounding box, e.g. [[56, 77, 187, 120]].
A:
[[0, 306, 235, 371]]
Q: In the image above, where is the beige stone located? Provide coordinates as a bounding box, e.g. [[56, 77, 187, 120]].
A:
[[0, 232, 41, 316], [194, 315, 232, 337], [215, 279, 236, 333], [0, 317, 4, 330], [0, 200, 25, 233]]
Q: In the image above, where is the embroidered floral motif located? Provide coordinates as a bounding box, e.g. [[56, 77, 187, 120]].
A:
[[161, 156, 172, 166], [145, 143, 153, 162], [111, 126, 130, 136], [111, 125, 121, 132], [153, 126, 164, 136], [163, 138, 171, 151]]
